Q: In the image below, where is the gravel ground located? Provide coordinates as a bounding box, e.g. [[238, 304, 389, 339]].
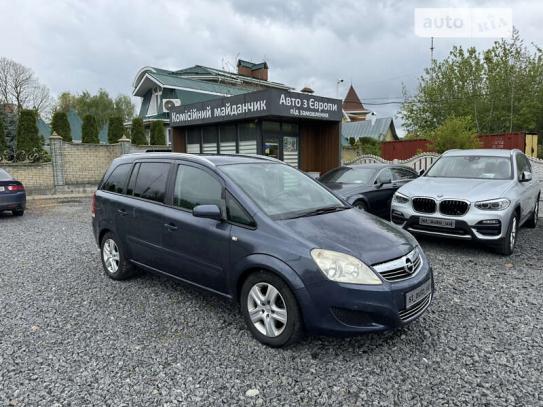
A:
[[1, 201, 542, 406]]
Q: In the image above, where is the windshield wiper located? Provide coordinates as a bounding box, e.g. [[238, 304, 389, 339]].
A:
[[288, 205, 348, 219]]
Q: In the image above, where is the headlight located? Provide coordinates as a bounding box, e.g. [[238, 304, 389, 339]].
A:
[[474, 198, 510, 211], [393, 192, 410, 204], [310, 249, 382, 285]]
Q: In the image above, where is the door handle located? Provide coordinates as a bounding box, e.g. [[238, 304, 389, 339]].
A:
[[164, 223, 178, 231], [117, 209, 128, 216]]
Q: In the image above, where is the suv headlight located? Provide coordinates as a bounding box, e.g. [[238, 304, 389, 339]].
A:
[[311, 249, 382, 285], [474, 198, 510, 211], [393, 192, 410, 204]]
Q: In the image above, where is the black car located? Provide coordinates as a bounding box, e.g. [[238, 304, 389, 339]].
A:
[[0, 168, 26, 216], [319, 164, 418, 218]]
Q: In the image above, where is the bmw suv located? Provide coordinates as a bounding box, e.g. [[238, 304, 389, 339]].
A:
[[92, 153, 434, 347], [391, 149, 540, 255]]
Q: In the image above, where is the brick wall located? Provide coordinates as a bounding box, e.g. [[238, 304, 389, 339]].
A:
[[1, 162, 54, 194], [62, 143, 122, 185]]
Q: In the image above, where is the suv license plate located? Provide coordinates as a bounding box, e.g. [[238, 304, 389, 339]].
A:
[[419, 217, 455, 228], [405, 280, 432, 309]]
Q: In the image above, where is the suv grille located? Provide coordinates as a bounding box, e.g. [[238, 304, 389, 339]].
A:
[[439, 200, 469, 216], [373, 248, 423, 282], [412, 198, 436, 214], [399, 293, 432, 322]]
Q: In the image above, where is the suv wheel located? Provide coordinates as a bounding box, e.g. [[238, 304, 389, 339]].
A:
[[100, 232, 136, 280], [526, 197, 539, 228], [240, 271, 303, 347], [12, 208, 24, 216], [496, 214, 518, 256]]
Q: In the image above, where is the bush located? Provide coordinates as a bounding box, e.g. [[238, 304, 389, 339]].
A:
[[149, 121, 165, 145], [51, 111, 72, 142], [82, 114, 99, 144], [428, 116, 480, 153], [130, 117, 146, 145], [16, 109, 44, 161], [355, 137, 381, 156], [107, 116, 124, 144], [0, 115, 6, 153]]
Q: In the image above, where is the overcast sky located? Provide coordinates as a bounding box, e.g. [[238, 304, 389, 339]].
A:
[[1, 0, 542, 134]]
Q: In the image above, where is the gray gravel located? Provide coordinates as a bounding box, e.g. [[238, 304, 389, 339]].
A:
[[1, 201, 542, 406]]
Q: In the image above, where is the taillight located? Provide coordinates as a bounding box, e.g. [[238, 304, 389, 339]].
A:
[[7, 184, 24, 191], [91, 191, 96, 217]]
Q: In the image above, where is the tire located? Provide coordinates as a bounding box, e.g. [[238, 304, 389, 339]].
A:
[[526, 197, 539, 228], [353, 200, 367, 211], [100, 232, 136, 280], [495, 213, 519, 256], [240, 271, 303, 347], [12, 208, 24, 216]]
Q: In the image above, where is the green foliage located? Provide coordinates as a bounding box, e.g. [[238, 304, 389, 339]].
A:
[[149, 121, 165, 145], [51, 111, 72, 142], [16, 109, 45, 161], [348, 137, 356, 148], [82, 114, 99, 144], [427, 116, 480, 153], [56, 89, 135, 129], [354, 137, 381, 156], [130, 117, 147, 145], [401, 29, 543, 136], [0, 115, 6, 152], [107, 116, 124, 144]]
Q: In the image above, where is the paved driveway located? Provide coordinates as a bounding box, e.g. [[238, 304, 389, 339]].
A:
[[1, 201, 542, 406]]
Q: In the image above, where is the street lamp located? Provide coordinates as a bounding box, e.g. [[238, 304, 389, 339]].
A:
[[336, 79, 344, 98]]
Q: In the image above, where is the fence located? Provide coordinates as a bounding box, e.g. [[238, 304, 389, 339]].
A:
[[0, 136, 166, 195]]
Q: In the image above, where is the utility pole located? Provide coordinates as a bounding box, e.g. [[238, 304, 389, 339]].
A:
[[430, 37, 434, 65], [336, 79, 344, 98]]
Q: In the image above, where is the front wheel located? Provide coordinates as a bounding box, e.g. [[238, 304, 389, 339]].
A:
[[495, 214, 518, 256], [240, 271, 303, 347]]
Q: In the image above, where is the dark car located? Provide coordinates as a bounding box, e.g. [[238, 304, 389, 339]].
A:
[[319, 164, 419, 218], [0, 168, 26, 216], [92, 153, 434, 347]]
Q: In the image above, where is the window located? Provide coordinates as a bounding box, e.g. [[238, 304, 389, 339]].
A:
[[173, 165, 223, 210], [126, 163, 140, 196], [187, 128, 201, 154], [426, 156, 512, 180], [376, 168, 393, 184], [320, 167, 377, 184], [102, 164, 131, 194], [219, 125, 237, 154], [226, 193, 255, 227], [392, 167, 417, 181], [133, 162, 170, 203], [238, 123, 258, 154], [516, 153, 531, 179], [202, 126, 218, 154]]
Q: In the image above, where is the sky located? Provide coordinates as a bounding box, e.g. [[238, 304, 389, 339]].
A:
[[1, 0, 542, 135]]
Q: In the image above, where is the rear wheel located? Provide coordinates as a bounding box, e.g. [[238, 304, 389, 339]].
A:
[[12, 208, 24, 216], [526, 197, 539, 228], [100, 232, 136, 280], [495, 214, 518, 256], [240, 271, 303, 347]]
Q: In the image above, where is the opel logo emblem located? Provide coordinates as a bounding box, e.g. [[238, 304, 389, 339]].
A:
[[404, 258, 415, 274]]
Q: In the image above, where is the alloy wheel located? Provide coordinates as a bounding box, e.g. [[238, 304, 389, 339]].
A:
[[247, 283, 288, 337], [103, 238, 120, 274]]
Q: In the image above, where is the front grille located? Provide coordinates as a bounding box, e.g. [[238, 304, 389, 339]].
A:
[[399, 293, 432, 322], [439, 200, 469, 216], [412, 198, 436, 214], [373, 248, 423, 282]]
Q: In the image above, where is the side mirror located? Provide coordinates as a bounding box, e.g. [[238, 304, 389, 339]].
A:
[[192, 204, 223, 221], [520, 171, 533, 182]]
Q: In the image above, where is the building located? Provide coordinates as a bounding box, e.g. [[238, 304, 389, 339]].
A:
[[342, 85, 371, 122], [133, 60, 343, 173], [341, 117, 399, 146]]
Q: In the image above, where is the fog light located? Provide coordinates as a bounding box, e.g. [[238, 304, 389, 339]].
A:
[[479, 219, 500, 225]]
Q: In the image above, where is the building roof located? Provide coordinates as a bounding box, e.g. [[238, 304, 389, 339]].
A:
[[341, 117, 398, 145], [343, 85, 367, 112], [237, 59, 268, 70], [67, 110, 83, 141]]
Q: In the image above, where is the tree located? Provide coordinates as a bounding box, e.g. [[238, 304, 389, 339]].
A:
[[0, 114, 6, 153], [56, 89, 135, 129], [131, 117, 146, 145], [82, 114, 99, 144], [355, 137, 381, 156], [0, 57, 53, 118], [401, 29, 543, 136], [107, 116, 124, 144], [427, 116, 480, 153], [51, 111, 72, 142], [150, 121, 165, 145], [16, 109, 44, 161], [348, 137, 356, 148]]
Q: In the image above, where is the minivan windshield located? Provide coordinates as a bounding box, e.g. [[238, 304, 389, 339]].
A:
[[319, 167, 376, 184], [221, 163, 347, 219], [426, 156, 513, 180]]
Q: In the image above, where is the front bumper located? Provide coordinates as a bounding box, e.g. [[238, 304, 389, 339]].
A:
[[0, 192, 26, 211], [390, 201, 514, 242], [296, 260, 434, 335]]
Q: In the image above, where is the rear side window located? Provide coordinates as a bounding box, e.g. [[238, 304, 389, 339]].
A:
[[133, 162, 170, 203], [102, 164, 131, 194], [173, 165, 222, 210]]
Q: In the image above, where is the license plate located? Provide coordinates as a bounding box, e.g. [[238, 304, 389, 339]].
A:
[[405, 280, 432, 309], [0, 186, 4, 192], [419, 217, 455, 228]]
